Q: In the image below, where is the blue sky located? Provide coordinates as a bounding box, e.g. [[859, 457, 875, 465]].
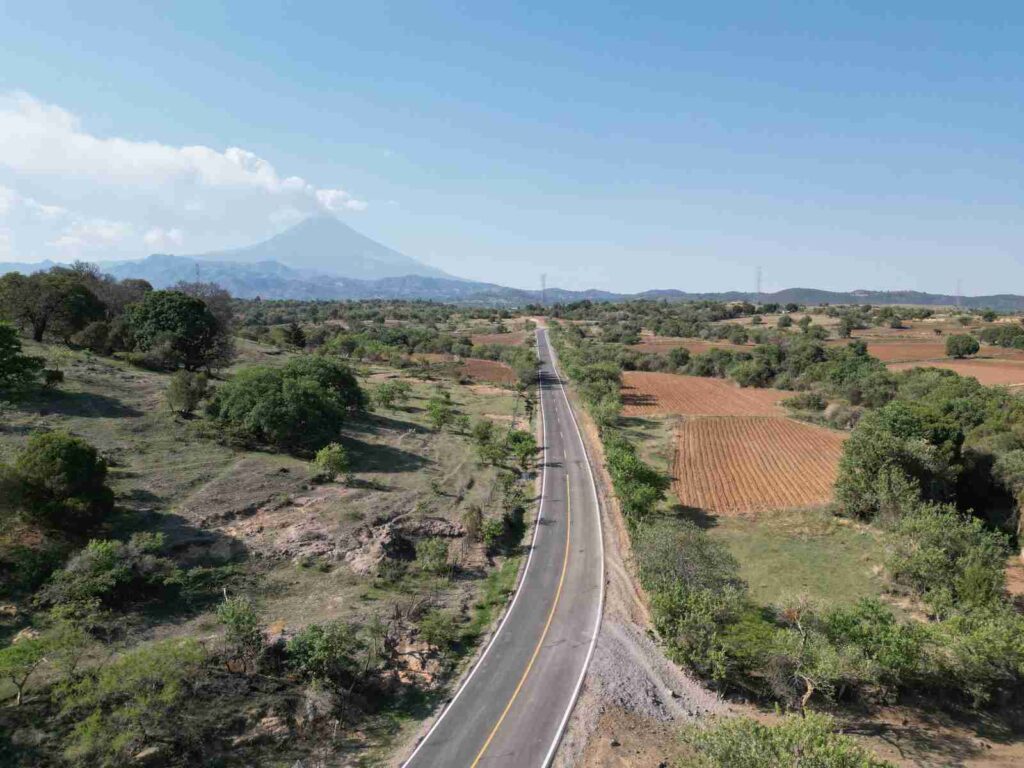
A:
[[0, 1, 1021, 294]]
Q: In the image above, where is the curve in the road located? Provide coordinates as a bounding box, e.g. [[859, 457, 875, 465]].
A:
[[401, 328, 604, 768]]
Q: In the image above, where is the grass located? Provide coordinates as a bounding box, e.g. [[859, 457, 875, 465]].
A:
[[707, 507, 887, 607]]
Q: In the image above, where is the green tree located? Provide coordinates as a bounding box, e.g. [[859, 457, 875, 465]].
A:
[[373, 378, 412, 410], [123, 290, 222, 370], [505, 429, 538, 473], [312, 442, 350, 481], [165, 370, 208, 415], [14, 431, 114, 526], [0, 270, 105, 343], [416, 537, 451, 576], [945, 334, 980, 359], [427, 388, 456, 431], [287, 620, 366, 688], [0, 321, 43, 397], [0, 635, 48, 706]]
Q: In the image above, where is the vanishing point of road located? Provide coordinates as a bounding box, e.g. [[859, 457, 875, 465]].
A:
[[402, 328, 605, 768]]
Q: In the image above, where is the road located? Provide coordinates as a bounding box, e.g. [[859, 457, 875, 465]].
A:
[[402, 328, 604, 768]]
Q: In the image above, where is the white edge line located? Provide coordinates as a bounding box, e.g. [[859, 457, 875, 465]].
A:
[[540, 328, 606, 768], [400, 331, 551, 767]]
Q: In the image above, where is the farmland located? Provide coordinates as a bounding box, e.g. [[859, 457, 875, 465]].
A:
[[414, 353, 519, 384], [888, 358, 1024, 387], [621, 371, 788, 416], [673, 416, 846, 514]]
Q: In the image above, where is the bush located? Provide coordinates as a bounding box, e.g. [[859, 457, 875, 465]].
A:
[[603, 432, 669, 520], [373, 379, 412, 410], [311, 442, 350, 481], [58, 638, 207, 765], [886, 503, 1008, 615], [418, 609, 460, 654], [931, 604, 1024, 706], [166, 370, 208, 415], [42, 368, 64, 389], [684, 712, 894, 768], [946, 334, 980, 359], [481, 517, 507, 554], [416, 537, 451, 576], [38, 532, 180, 615], [217, 595, 264, 673], [287, 620, 366, 688], [71, 320, 111, 354], [208, 356, 364, 453], [14, 431, 114, 527], [0, 635, 48, 706], [782, 391, 827, 411]]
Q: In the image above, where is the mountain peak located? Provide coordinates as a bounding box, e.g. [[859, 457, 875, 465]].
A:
[[189, 215, 452, 281]]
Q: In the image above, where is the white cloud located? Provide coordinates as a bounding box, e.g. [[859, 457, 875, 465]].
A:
[[0, 91, 367, 261]]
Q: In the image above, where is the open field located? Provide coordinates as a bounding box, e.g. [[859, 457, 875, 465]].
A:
[[888, 358, 1024, 387], [413, 353, 518, 384], [621, 371, 788, 416], [469, 330, 530, 347], [631, 336, 746, 354], [673, 416, 847, 515]]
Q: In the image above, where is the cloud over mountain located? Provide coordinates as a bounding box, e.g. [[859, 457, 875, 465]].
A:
[[0, 91, 367, 262]]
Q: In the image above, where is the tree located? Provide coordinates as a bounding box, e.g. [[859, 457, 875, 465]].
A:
[[506, 429, 538, 473], [14, 431, 114, 526], [777, 315, 793, 329], [417, 537, 451, 576], [427, 389, 456, 431], [837, 316, 855, 338], [172, 280, 235, 366], [312, 442, 350, 481], [0, 322, 43, 397], [667, 346, 690, 370], [283, 321, 307, 348], [0, 270, 105, 342], [0, 635, 48, 706], [208, 356, 364, 453], [945, 334, 980, 359], [123, 290, 222, 370], [287, 620, 366, 688], [166, 370, 208, 415], [373, 379, 412, 410]]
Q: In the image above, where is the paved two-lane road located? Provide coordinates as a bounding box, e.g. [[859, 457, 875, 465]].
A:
[[402, 328, 604, 768]]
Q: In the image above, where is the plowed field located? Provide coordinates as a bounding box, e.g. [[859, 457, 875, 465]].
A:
[[621, 372, 788, 416], [887, 359, 1024, 387], [414, 354, 518, 385], [674, 417, 847, 514], [470, 331, 530, 347]]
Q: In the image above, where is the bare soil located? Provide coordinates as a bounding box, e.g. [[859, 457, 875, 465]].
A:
[[888, 359, 1024, 387], [621, 372, 789, 417]]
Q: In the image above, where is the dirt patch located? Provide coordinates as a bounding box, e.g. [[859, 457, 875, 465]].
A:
[[414, 354, 517, 385], [630, 337, 743, 355], [887, 359, 1024, 387], [674, 416, 847, 515], [470, 331, 529, 347], [621, 372, 789, 417]]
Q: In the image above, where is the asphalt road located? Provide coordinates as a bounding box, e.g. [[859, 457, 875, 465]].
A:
[[402, 328, 604, 768]]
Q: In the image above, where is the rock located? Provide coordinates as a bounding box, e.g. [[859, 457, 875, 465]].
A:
[[609, 737, 620, 747], [344, 523, 415, 575], [12, 627, 40, 643], [230, 713, 292, 746], [275, 519, 340, 561], [133, 745, 162, 763], [0, 604, 17, 618], [392, 515, 465, 538]]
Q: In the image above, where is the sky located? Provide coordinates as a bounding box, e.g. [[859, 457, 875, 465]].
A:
[[0, 1, 1022, 294]]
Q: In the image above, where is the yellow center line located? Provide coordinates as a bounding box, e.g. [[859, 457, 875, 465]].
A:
[[469, 474, 573, 768]]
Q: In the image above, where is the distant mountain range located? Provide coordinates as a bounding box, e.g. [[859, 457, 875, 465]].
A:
[[2, 216, 1023, 309]]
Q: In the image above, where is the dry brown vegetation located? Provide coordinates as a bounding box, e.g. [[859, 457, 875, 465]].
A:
[[469, 330, 530, 347]]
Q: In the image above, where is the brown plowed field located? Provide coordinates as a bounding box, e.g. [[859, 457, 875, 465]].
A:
[[631, 337, 745, 355], [414, 354, 518, 385], [887, 359, 1024, 387], [673, 417, 847, 515], [621, 372, 788, 416], [470, 331, 530, 347], [826, 340, 1024, 363]]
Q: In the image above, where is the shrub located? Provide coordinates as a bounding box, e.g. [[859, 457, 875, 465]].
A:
[[427, 388, 456, 431], [667, 346, 691, 370], [287, 620, 366, 688], [312, 442, 350, 481], [416, 537, 451, 576], [945, 334, 980, 359], [931, 604, 1024, 706], [373, 379, 412, 410], [505, 429, 538, 472], [886, 503, 1008, 615], [14, 431, 114, 527], [42, 368, 64, 388], [603, 432, 669, 520], [166, 370, 208, 415], [217, 595, 264, 673], [71, 320, 111, 354], [418, 609, 460, 654], [38, 532, 180, 615], [0, 635, 48, 706], [782, 391, 827, 411], [777, 315, 793, 329], [481, 517, 507, 554], [58, 638, 207, 765], [684, 712, 894, 768]]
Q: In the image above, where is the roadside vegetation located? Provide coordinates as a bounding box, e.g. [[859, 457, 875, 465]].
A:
[[0, 264, 540, 765]]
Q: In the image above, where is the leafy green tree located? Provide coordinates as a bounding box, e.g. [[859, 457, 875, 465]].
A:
[[0, 635, 48, 706], [418, 609, 459, 654], [123, 290, 222, 370], [208, 356, 364, 453], [312, 442, 350, 481], [427, 388, 456, 431], [945, 334, 980, 359], [505, 429, 538, 473], [0, 270, 105, 342], [14, 431, 114, 527], [667, 346, 691, 370], [373, 378, 412, 410], [0, 321, 43, 397], [416, 537, 451, 576], [777, 314, 793, 329], [165, 370, 208, 415]]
